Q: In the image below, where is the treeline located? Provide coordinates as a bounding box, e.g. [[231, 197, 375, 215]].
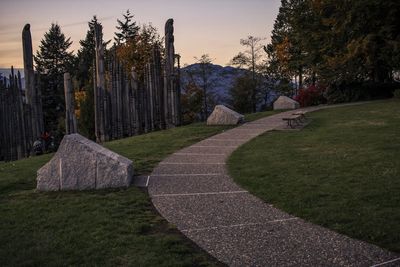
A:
[[33, 10, 162, 141], [265, 0, 400, 103], [192, 0, 400, 119]]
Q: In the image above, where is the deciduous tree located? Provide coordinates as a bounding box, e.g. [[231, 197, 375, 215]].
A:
[[231, 36, 265, 112]]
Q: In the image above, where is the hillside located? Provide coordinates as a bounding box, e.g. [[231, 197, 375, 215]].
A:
[[181, 63, 247, 105], [181, 63, 278, 108]]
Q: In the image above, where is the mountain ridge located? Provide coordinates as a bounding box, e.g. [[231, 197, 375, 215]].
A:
[[181, 63, 248, 105]]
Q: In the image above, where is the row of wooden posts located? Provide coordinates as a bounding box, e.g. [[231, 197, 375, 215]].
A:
[[1, 19, 182, 161], [0, 24, 44, 162], [84, 18, 181, 143]]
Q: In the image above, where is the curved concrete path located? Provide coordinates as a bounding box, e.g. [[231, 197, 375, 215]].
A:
[[148, 104, 399, 266]]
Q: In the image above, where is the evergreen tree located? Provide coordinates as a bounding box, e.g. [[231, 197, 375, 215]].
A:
[[267, 0, 400, 94], [34, 23, 74, 137], [265, 0, 310, 94], [114, 10, 140, 45], [76, 16, 98, 88], [319, 0, 400, 84], [73, 16, 101, 140]]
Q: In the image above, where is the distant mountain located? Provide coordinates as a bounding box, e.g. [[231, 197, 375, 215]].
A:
[[180, 63, 278, 107], [0, 68, 25, 89], [0, 68, 24, 77], [181, 63, 247, 105]]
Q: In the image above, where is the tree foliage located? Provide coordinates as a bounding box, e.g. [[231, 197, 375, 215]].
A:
[[76, 16, 98, 87], [116, 23, 162, 80], [183, 54, 219, 121], [72, 16, 102, 140], [231, 36, 265, 112], [114, 9, 140, 45], [34, 23, 74, 137], [180, 82, 204, 124], [229, 74, 254, 114], [266, 0, 400, 101]]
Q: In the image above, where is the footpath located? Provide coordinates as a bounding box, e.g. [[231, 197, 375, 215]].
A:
[[148, 104, 400, 266]]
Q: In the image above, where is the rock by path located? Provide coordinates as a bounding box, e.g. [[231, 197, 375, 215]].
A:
[[148, 104, 400, 266]]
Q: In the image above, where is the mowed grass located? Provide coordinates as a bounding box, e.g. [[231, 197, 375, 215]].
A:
[[0, 123, 235, 266], [104, 123, 234, 176], [243, 109, 281, 122], [228, 99, 400, 252], [100, 110, 279, 176]]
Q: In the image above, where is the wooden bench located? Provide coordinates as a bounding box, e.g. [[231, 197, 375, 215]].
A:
[[292, 111, 306, 122], [282, 114, 303, 128]]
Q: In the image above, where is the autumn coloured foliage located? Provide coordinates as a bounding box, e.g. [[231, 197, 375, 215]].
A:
[[294, 85, 326, 107], [266, 0, 400, 101]]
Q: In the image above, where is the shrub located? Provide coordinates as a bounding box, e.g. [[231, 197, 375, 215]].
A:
[[325, 82, 397, 104], [294, 85, 327, 107]]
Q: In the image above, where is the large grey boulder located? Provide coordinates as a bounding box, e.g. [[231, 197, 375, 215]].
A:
[[207, 105, 244, 125], [37, 133, 133, 191], [273, 96, 300, 110]]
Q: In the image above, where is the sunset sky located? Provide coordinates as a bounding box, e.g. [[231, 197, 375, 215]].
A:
[[0, 0, 281, 68]]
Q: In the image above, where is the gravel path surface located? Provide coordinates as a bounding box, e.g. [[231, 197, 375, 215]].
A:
[[148, 104, 399, 266]]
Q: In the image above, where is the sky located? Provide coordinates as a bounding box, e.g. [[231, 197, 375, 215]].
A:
[[0, 0, 281, 68]]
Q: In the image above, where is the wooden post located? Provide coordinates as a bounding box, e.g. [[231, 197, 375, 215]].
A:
[[175, 54, 182, 126], [130, 68, 139, 135], [164, 19, 174, 127], [122, 64, 130, 137], [7, 68, 17, 160], [16, 70, 27, 158], [116, 56, 123, 138], [94, 23, 107, 143], [64, 73, 77, 134], [110, 49, 118, 139], [147, 46, 164, 130], [0, 78, 4, 160], [163, 19, 181, 127], [23, 24, 44, 145], [145, 61, 154, 131]]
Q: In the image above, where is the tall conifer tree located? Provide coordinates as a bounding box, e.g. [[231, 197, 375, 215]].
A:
[[114, 10, 140, 45], [34, 23, 74, 136]]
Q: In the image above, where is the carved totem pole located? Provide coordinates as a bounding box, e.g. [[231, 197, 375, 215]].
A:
[[164, 19, 181, 127]]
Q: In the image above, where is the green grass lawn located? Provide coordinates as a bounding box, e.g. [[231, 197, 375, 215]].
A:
[[228, 99, 400, 252], [243, 109, 281, 122], [0, 123, 236, 266]]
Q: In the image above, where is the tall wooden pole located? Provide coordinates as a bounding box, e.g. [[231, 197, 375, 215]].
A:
[[23, 24, 43, 144], [16, 70, 27, 158], [130, 68, 139, 135], [64, 73, 77, 134], [94, 23, 107, 143], [164, 19, 175, 127], [175, 54, 182, 126], [164, 18, 181, 127]]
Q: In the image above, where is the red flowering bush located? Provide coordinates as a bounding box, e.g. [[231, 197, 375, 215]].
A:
[[294, 85, 327, 107]]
